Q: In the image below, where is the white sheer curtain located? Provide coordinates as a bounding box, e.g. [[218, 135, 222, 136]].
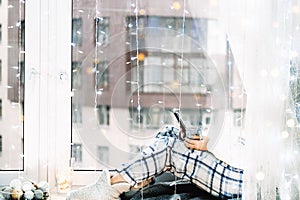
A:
[[220, 0, 295, 199]]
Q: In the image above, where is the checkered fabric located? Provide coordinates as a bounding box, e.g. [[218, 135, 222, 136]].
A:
[[118, 125, 243, 199]]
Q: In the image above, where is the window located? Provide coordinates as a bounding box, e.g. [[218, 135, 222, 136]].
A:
[[95, 17, 109, 46], [16, 20, 25, 50], [20, 20, 25, 50], [0, 24, 2, 44], [71, 143, 82, 162], [129, 107, 148, 129], [0, 99, 2, 119], [19, 61, 25, 85], [72, 104, 82, 123], [233, 109, 245, 127], [95, 62, 109, 90], [97, 146, 109, 164], [0, 135, 2, 157], [69, 2, 232, 185], [72, 18, 83, 46], [129, 107, 173, 129], [72, 62, 82, 89], [0, 60, 2, 83], [96, 105, 110, 125]]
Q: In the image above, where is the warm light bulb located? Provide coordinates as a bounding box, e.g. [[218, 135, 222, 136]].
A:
[[291, 51, 298, 58], [93, 58, 100, 64], [272, 21, 280, 28], [210, 0, 218, 7], [271, 68, 280, 78], [86, 67, 94, 74], [286, 119, 295, 127], [260, 69, 268, 77], [172, 2, 181, 10], [256, 171, 265, 181], [138, 53, 145, 61], [281, 131, 289, 138], [279, 95, 286, 101], [292, 5, 300, 14], [139, 9, 146, 15]]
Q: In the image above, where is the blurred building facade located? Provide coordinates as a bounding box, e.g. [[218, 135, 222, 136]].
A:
[[0, 0, 246, 170], [70, 0, 246, 169]]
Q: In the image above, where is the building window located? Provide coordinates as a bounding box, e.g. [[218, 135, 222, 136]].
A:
[[0, 99, 2, 119], [72, 18, 83, 46], [129, 107, 148, 129], [71, 143, 82, 162], [0, 135, 2, 157], [0, 24, 2, 44], [95, 17, 109, 46], [95, 62, 109, 90], [233, 109, 245, 127], [72, 104, 82, 123], [0, 60, 2, 83], [19, 61, 25, 85], [72, 62, 82, 89], [97, 146, 109, 164], [19, 20, 25, 50], [96, 105, 110, 125], [129, 107, 173, 129]]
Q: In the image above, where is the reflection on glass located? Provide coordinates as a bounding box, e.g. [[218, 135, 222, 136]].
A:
[[71, 1, 244, 171], [0, 0, 25, 170]]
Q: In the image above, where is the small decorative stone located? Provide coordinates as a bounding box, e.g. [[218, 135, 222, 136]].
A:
[[11, 188, 23, 200], [24, 190, 34, 200], [10, 179, 22, 189], [22, 181, 34, 192], [1, 186, 13, 199], [34, 189, 44, 199], [1, 179, 49, 200], [43, 192, 50, 199]]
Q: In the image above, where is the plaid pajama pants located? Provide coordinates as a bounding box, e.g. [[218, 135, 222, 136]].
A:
[[118, 125, 244, 199]]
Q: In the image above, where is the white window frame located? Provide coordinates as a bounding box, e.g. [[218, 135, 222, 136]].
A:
[[0, 0, 95, 189], [0, 0, 40, 185], [37, 0, 96, 188]]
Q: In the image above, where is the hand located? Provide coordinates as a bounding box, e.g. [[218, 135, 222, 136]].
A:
[[184, 136, 208, 151]]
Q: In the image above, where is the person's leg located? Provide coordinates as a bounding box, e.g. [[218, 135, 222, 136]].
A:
[[169, 139, 244, 198], [66, 125, 179, 200], [115, 125, 179, 188]]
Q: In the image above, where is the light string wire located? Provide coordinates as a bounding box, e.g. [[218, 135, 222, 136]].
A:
[[134, 1, 144, 198], [237, 1, 247, 198], [18, 0, 24, 176], [175, 0, 187, 195], [94, 0, 99, 170], [135, 1, 141, 133], [178, 0, 186, 112]]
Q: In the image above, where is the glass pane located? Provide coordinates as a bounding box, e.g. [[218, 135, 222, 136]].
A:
[[0, 0, 25, 170], [71, 1, 237, 171]]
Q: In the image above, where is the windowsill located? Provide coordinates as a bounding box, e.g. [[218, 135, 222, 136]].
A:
[[50, 193, 66, 200]]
